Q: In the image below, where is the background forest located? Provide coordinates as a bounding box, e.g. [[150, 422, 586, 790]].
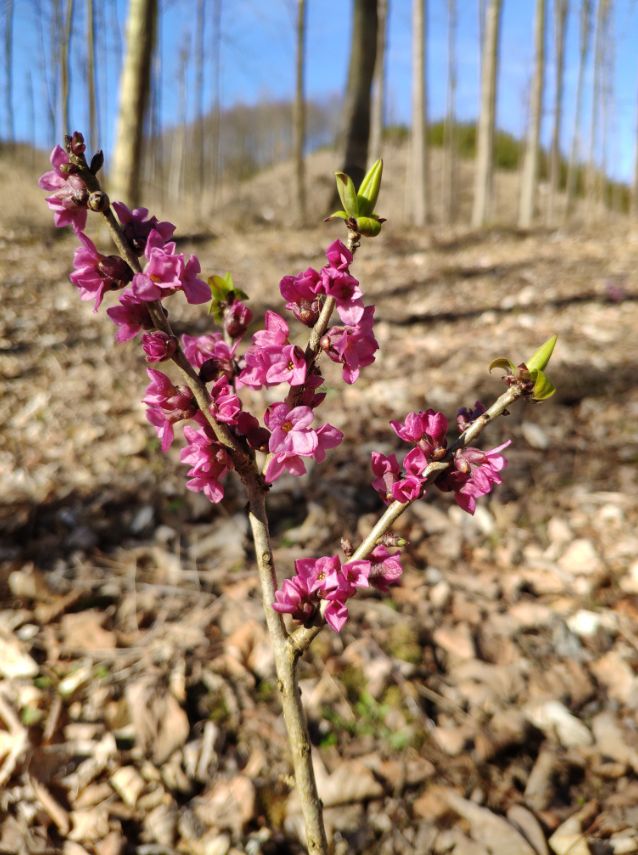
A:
[[1, 2, 638, 855]]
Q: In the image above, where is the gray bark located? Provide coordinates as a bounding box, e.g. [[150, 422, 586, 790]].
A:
[[293, 0, 307, 224], [518, 0, 546, 229], [369, 0, 388, 166], [472, 0, 503, 228], [547, 0, 568, 224], [565, 0, 591, 219], [110, 0, 157, 206], [411, 0, 429, 225]]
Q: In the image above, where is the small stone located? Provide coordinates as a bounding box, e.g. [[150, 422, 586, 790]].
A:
[[429, 581, 451, 609], [525, 700, 593, 748], [521, 421, 550, 450], [619, 561, 638, 595], [567, 609, 615, 638], [559, 539, 602, 575], [433, 624, 475, 660], [507, 804, 549, 855], [547, 518, 572, 546]]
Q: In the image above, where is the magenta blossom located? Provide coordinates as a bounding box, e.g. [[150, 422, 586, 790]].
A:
[[238, 312, 307, 390], [181, 334, 237, 379], [324, 305, 379, 384], [368, 545, 403, 593], [141, 331, 177, 363], [437, 441, 511, 514], [112, 202, 175, 255], [38, 144, 88, 231], [69, 233, 132, 310], [263, 403, 343, 483], [273, 554, 370, 632], [280, 268, 322, 325], [208, 376, 241, 425], [390, 409, 448, 451], [106, 289, 153, 341], [180, 424, 233, 504], [370, 450, 425, 504], [324, 240, 353, 271], [143, 368, 197, 451]]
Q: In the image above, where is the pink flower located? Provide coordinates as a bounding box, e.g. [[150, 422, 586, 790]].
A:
[[181, 256, 211, 304], [295, 556, 341, 596], [324, 240, 353, 271], [143, 368, 197, 451], [437, 441, 511, 514], [272, 552, 369, 632], [112, 202, 175, 255], [263, 403, 343, 483], [324, 305, 378, 384], [280, 267, 322, 326], [273, 576, 316, 624], [208, 377, 241, 424], [141, 331, 177, 363], [368, 545, 403, 592], [69, 233, 132, 310], [180, 424, 233, 503], [39, 144, 88, 231], [371, 452, 401, 504], [390, 410, 448, 459], [106, 289, 153, 341], [181, 334, 237, 379], [237, 312, 307, 390]]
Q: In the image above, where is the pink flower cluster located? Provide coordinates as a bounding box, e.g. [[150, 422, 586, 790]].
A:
[[38, 140, 89, 231], [273, 546, 404, 632], [263, 403, 343, 483], [372, 407, 510, 514], [279, 241, 379, 384]]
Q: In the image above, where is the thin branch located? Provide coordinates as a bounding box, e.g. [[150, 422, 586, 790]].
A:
[[289, 383, 523, 655]]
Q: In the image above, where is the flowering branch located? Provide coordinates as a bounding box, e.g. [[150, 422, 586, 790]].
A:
[[37, 136, 557, 855]]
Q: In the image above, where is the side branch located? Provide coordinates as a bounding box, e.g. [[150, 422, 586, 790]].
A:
[[289, 383, 524, 655]]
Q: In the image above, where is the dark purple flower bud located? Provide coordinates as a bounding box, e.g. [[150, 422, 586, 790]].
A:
[[98, 255, 133, 286], [199, 358, 222, 384], [224, 300, 252, 339], [67, 131, 86, 157], [456, 401, 487, 432]]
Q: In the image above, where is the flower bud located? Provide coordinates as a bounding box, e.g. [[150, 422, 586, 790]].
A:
[[98, 255, 133, 286], [141, 332, 177, 363], [88, 190, 109, 212], [199, 358, 221, 383]]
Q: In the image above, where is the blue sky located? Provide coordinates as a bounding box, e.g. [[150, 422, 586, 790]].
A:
[[5, 0, 638, 181]]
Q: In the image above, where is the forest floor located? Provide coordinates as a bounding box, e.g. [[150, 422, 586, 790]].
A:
[[1, 150, 638, 854]]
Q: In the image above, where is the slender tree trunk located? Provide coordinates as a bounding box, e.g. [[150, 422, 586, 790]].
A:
[[110, 0, 157, 206], [443, 0, 457, 223], [597, 3, 613, 211], [411, 0, 429, 225], [518, 0, 546, 229], [211, 0, 222, 205], [547, 0, 568, 224], [3, 0, 14, 144], [60, 0, 74, 136], [472, 0, 502, 228], [337, 0, 378, 189], [369, 0, 388, 166], [86, 0, 97, 150], [565, 0, 591, 220], [293, 0, 307, 224], [169, 37, 189, 204], [194, 0, 205, 211], [631, 78, 638, 216], [586, 0, 606, 220]]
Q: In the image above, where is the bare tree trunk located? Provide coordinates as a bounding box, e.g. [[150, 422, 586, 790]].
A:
[[411, 0, 429, 225], [472, 0, 502, 229], [293, 0, 306, 224], [597, 3, 613, 211], [443, 0, 457, 224], [369, 0, 388, 166], [110, 0, 157, 206], [547, 0, 568, 224], [632, 78, 638, 216], [60, 0, 74, 136], [565, 0, 591, 219], [3, 0, 14, 143], [518, 0, 545, 229], [86, 0, 97, 150], [194, 0, 205, 212], [169, 37, 189, 204], [337, 0, 378, 189], [586, 0, 606, 220], [211, 0, 222, 205]]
